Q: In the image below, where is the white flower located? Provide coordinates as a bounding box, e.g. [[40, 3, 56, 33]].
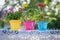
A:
[[9, 1, 13, 5], [51, 7, 55, 10], [0, 0, 5, 5], [46, 12, 51, 16], [0, 0, 5, 10], [14, 6, 22, 11], [20, 0, 25, 4], [26, 0, 30, 4], [45, 6, 49, 12], [57, 0, 60, 2], [14, 0, 17, 4], [54, 7, 58, 15], [53, 0, 57, 2], [55, 13, 58, 16], [16, 4, 20, 7], [52, 18, 57, 20], [22, 2, 27, 4], [51, 1, 57, 6]]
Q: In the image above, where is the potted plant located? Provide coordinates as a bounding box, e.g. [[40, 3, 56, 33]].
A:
[[4, 11, 22, 30], [35, 2, 57, 30], [22, 9, 38, 30], [35, 2, 50, 30]]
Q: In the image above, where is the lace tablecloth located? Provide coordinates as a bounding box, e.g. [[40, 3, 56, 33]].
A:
[[0, 30, 60, 40]]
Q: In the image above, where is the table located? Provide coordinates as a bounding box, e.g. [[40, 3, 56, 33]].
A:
[[0, 30, 60, 40]]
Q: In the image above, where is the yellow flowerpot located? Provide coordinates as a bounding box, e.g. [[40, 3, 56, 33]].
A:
[[9, 20, 21, 30]]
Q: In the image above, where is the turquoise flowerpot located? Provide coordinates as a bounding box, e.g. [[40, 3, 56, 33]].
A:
[[37, 21, 48, 30]]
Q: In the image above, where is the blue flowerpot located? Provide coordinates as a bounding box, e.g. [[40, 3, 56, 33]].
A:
[[37, 21, 48, 30]]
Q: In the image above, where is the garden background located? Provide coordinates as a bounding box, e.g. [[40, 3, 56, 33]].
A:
[[0, 0, 60, 30]]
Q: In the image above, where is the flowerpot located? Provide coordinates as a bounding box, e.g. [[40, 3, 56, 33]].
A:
[[37, 21, 48, 30], [9, 20, 21, 30], [24, 20, 35, 30]]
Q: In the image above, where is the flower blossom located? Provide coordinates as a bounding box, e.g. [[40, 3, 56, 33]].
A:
[[2, 9, 7, 14], [8, 7, 14, 12], [36, 2, 46, 7]]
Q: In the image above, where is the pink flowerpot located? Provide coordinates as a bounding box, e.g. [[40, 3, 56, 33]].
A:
[[24, 20, 35, 30]]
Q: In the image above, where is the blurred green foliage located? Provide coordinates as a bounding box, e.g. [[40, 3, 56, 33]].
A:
[[1, 0, 60, 29], [0, 20, 6, 28]]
